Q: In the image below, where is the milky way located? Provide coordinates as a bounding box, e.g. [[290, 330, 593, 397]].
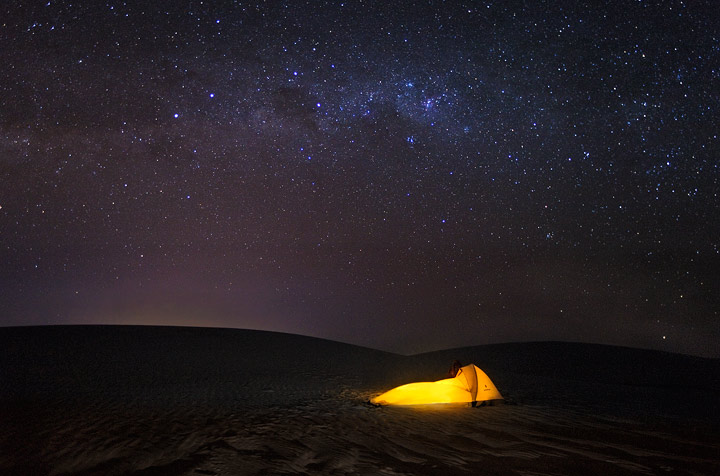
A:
[[1, 0, 718, 356]]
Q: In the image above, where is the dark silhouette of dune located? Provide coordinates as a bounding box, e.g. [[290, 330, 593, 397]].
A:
[[0, 325, 401, 405], [1, 326, 718, 475], [417, 341, 720, 390]]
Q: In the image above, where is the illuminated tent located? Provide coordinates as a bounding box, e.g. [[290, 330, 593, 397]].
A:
[[371, 364, 503, 406]]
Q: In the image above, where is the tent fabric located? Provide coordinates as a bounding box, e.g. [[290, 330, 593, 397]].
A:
[[371, 364, 503, 405]]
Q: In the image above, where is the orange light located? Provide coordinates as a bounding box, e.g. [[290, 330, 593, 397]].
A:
[[371, 364, 503, 406]]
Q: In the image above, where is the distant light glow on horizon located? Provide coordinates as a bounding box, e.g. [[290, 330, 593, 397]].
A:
[[0, 0, 718, 357]]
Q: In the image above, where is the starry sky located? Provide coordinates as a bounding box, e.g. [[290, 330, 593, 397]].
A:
[[2, 0, 719, 357]]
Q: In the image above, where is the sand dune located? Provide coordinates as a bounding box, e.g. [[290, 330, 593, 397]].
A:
[[1, 326, 718, 475]]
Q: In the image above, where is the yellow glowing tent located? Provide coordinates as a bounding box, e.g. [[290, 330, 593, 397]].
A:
[[371, 364, 503, 405]]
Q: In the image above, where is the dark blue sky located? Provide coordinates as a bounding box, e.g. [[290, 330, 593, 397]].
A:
[[1, 0, 718, 357]]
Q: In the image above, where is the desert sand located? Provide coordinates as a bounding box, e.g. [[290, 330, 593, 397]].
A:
[[1, 326, 718, 475]]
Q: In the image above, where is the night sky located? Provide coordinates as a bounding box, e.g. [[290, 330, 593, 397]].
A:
[[2, 0, 719, 357]]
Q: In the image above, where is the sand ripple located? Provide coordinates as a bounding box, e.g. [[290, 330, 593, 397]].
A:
[[2, 327, 718, 475]]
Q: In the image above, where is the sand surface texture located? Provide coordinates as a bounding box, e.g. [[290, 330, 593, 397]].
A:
[[1, 326, 719, 475]]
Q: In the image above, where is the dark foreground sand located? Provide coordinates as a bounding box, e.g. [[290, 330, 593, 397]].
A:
[[1, 326, 719, 475]]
